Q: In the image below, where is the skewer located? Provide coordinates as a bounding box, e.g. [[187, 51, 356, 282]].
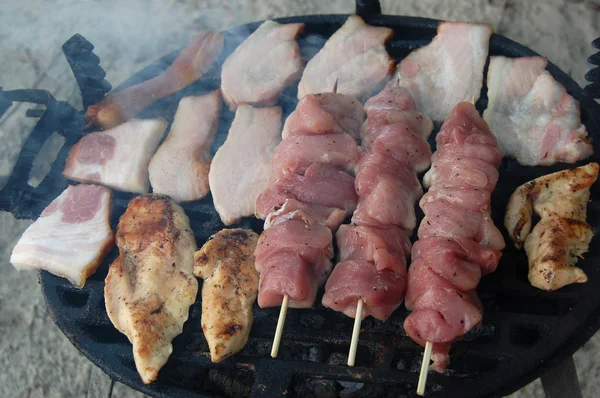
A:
[[417, 341, 433, 396], [272, 78, 340, 359], [347, 298, 364, 366], [271, 294, 289, 358], [417, 95, 477, 395]]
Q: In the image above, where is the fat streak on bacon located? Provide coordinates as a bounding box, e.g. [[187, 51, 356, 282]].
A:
[[10, 184, 114, 288], [64, 118, 167, 194], [322, 87, 433, 320], [404, 102, 505, 372], [254, 92, 365, 308]]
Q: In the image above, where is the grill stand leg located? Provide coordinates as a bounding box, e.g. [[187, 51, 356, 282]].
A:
[[540, 356, 582, 398], [87, 365, 115, 398]]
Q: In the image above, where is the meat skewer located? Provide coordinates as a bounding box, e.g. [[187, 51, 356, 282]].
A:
[[321, 86, 433, 366], [255, 82, 365, 357], [86, 30, 224, 130], [412, 100, 504, 395]]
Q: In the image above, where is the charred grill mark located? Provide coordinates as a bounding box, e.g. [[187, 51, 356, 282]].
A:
[[150, 302, 164, 315]]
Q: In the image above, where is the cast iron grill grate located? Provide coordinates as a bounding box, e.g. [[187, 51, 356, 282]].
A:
[[2, 11, 600, 398]]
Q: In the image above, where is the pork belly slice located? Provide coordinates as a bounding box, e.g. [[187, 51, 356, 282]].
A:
[[193, 229, 259, 362], [298, 15, 394, 100], [505, 162, 599, 291], [86, 30, 224, 129], [149, 91, 221, 202], [10, 184, 114, 288], [390, 22, 492, 121], [64, 118, 167, 194], [209, 105, 281, 225], [282, 93, 365, 140], [222, 20, 304, 110], [483, 56, 593, 165], [105, 195, 198, 384]]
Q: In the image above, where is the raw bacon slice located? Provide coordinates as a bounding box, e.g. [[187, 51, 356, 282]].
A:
[[10, 184, 114, 288], [483, 56, 593, 165], [298, 15, 394, 101], [404, 102, 505, 372], [63, 118, 167, 194], [221, 20, 304, 110], [148, 90, 221, 202], [209, 105, 282, 225], [323, 87, 433, 320], [86, 30, 224, 129], [254, 93, 363, 309], [389, 22, 492, 121]]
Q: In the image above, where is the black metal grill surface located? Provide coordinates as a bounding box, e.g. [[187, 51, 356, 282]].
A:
[[2, 6, 600, 398]]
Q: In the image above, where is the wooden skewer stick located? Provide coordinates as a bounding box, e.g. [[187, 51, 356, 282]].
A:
[[417, 341, 433, 396], [271, 294, 289, 358], [417, 96, 475, 395], [347, 298, 364, 366]]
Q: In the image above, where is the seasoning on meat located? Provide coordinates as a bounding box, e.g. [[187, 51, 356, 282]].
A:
[[404, 102, 505, 372], [298, 15, 394, 101], [209, 105, 282, 225], [505, 162, 599, 291], [322, 87, 433, 321], [149, 90, 221, 202], [254, 92, 365, 309], [193, 229, 259, 362], [63, 118, 167, 194], [10, 184, 114, 288], [389, 22, 492, 121], [104, 195, 198, 384], [86, 30, 224, 129], [221, 20, 304, 110], [483, 56, 593, 165]]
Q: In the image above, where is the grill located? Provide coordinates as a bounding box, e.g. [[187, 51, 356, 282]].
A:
[[2, 1, 600, 397]]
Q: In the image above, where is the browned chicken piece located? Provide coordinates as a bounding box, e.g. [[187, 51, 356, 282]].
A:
[[105, 195, 198, 384], [505, 162, 599, 291], [193, 229, 259, 362]]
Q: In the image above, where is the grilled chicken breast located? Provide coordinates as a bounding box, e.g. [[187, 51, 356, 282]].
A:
[[193, 229, 259, 362], [505, 163, 599, 291], [105, 195, 198, 384]]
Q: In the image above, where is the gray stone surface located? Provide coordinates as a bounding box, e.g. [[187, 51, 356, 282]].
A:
[[0, 1, 598, 397]]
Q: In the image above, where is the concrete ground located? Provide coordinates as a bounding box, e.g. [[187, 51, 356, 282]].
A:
[[0, 1, 599, 397]]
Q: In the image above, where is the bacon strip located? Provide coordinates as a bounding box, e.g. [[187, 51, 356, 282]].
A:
[[86, 30, 224, 129]]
